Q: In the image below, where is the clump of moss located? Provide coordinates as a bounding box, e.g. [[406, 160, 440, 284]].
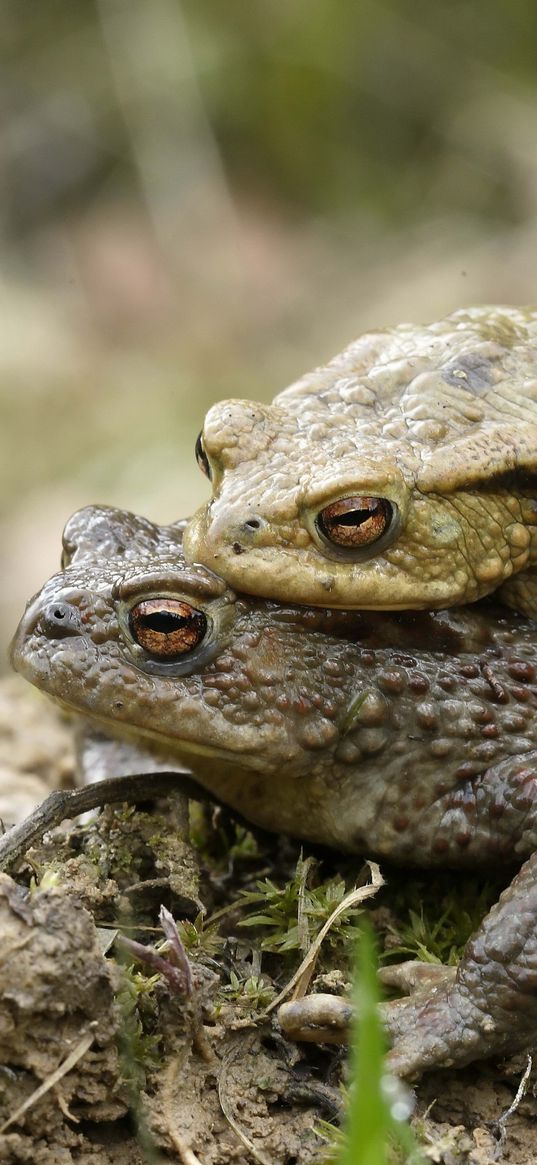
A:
[[115, 964, 162, 1092], [237, 853, 363, 964], [384, 872, 503, 966]]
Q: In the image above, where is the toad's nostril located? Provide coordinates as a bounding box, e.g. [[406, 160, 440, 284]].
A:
[[40, 602, 81, 638]]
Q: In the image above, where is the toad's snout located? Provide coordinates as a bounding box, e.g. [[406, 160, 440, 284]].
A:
[[39, 601, 82, 639], [183, 507, 270, 565]]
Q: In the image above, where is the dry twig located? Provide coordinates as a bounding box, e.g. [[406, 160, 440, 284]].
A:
[[266, 860, 384, 1012], [0, 1026, 96, 1134], [0, 771, 211, 871]]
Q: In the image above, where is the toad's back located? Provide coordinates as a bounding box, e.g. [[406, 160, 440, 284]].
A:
[[185, 306, 537, 615]]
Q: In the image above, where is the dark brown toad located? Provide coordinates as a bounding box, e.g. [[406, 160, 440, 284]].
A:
[[10, 504, 537, 1078]]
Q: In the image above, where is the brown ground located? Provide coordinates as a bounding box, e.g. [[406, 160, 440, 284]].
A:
[[1, 678, 537, 1165]]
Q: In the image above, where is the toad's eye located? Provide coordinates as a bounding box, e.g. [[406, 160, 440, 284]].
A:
[[316, 496, 394, 549], [61, 533, 76, 569], [129, 598, 207, 659], [195, 432, 212, 480]]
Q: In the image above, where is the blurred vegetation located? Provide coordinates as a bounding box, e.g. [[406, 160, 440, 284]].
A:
[[3, 0, 537, 663], [5, 1, 537, 232]]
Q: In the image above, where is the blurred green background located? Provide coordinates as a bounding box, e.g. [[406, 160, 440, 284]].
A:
[[3, 0, 537, 665]]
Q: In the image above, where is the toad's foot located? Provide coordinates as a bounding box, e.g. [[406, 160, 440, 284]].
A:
[[384, 851, 537, 1076], [277, 963, 454, 1047], [280, 853, 537, 1077]]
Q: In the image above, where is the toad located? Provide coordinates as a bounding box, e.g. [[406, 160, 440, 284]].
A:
[[185, 306, 537, 615], [10, 504, 537, 1078]]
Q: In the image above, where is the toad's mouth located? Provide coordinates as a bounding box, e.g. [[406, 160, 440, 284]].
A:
[[10, 633, 294, 776], [186, 540, 476, 611], [84, 710, 282, 773], [48, 690, 287, 775]]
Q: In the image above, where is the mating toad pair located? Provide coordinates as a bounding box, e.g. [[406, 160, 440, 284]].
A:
[[11, 306, 537, 1078]]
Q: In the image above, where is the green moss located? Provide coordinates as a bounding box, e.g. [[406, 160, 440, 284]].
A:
[[115, 964, 162, 1092], [385, 874, 501, 966], [237, 853, 362, 961], [218, 971, 275, 1012], [171, 912, 225, 960]]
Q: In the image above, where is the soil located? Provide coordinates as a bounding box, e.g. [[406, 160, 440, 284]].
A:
[[1, 678, 537, 1165]]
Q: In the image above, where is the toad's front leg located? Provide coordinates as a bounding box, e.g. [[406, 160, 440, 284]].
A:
[[382, 849, 537, 1077], [280, 852, 537, 1077]]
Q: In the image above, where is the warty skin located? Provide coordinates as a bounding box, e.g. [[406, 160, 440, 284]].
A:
[[185, 306, 537, 616], [10, 504, 537, 1077]]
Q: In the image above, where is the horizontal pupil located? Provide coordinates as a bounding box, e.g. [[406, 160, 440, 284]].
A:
[[141, 611, 190, 634], [329, 508, 377, 527]]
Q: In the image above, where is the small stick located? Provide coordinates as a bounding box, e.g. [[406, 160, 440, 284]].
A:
[[162, 1053, 206, 1165], [492, 1054, 533, 1149], [0, 771, 212, 872], [160, 904, 193, 997], [0, 1026, 96, 1134], [266, 860, 384, 1013]]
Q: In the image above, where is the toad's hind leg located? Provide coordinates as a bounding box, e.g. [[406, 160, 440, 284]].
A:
[[383, 848, 537, 1077]]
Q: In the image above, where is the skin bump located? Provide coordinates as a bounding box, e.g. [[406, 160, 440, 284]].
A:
[[185, 306, 537, 618], [10, 502, 537, 1076]]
